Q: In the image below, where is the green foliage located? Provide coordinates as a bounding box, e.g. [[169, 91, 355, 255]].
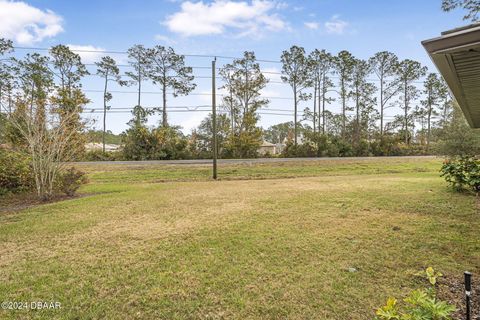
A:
[[396, 59, 428, 144], [120, 124, 153, 161], [435, 104, 480, 156], [122, 125, 189, 160], [145, 45, 196, 127], [442, 0, 479, 21], [0, 149, 33, 195], [6, 48, 88, 200], [334, 50, 355, 136], [219, 52, 267, 158], [264, 122, 295, 145], [0, 113, 6, 143], [151, 126, 189, 159], [191, 113, 231, 158], [227, 128, 262, 158], [416, 266, 443, 286], [55, 167, 88, 196], [440, 156, 480, 193], [86, 130, 122, 145], [375, 267, 456, 320], [281, 46, 312, 145]]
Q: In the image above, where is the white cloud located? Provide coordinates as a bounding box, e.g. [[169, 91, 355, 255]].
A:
[[0, 0, 63, 45], [66, 45, 106, 64], [304, 22, 319, 30], [324, 15, 348, 35], [164, 0, 287, 37]]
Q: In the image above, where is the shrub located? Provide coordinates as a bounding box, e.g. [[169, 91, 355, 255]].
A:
[[0, 149, 33, 195], [122, 126, 190, 160], [440, 156, 480, 193], [55, 167, 88, 196], [281, 141, 316, 158], [375, 267, 456, 320]]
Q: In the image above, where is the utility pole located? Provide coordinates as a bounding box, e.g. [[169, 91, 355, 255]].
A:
[[212, 58, 218, 180]]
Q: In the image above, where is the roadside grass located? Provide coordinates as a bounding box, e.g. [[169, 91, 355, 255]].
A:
[[78, 157, 440, 185], [1, 157, 478, 319]]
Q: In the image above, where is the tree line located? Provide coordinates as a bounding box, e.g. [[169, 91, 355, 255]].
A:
[[1, 38, 479, 165]]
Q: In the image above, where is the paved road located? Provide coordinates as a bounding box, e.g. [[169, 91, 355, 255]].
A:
[[73, 155, 437, 166]]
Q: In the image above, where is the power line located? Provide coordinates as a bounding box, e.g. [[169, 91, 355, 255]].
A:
[[12, 46, 283, 64], [10, 46, 434, 84], [81, 105, 414, 119]]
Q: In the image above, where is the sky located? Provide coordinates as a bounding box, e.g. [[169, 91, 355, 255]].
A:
[[0, 0, 471, 134]]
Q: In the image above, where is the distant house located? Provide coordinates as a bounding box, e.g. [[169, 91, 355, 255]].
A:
[[258, 141, 277, 155], [282, 134, 306, 146], [275, 143, 286, 154], [85, 143, 120, 152]]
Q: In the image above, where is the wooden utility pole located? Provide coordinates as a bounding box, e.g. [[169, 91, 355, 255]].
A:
[[212, 58, 218, 180]]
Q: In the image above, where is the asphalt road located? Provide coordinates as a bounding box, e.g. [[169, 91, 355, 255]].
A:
[[73, 155, 437, 166]]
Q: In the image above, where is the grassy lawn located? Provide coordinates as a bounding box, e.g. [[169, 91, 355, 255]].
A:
[[1, 157, 479, 319]]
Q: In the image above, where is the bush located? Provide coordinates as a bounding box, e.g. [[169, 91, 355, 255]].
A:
[[122, 126, 190, 160], [55, 167, 88, 196], [375, 267, 456, 320], [281, 141, 316, 157], [0, 149, 33, 195], [440, 156, 480, 193]]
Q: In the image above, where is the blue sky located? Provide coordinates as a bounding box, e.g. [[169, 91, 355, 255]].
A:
[[0, 0, 470, 134]]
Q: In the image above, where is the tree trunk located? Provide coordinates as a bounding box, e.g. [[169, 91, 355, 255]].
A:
[[8, 88, 12, 115], [322, 74, 326, 135], [162, 82, 167, 127], [404, 82, 408, 144], [138, 69, 142, 107], [355, 85, 360, 145], [294, 83, 298, 148], [426, 90, 432, 153], [103, 75, 108, 154], [443, 97, 448, 127], [341, 78, 346, 139], [380, 75, 384, 137], [230, 91, 234, 138], [313, 79, 317, 134], [318, 75, 322, 134], [245, 65, 249, 114]]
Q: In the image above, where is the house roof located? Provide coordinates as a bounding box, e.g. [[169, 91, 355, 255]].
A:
[[85, 143, 120, 151], [261, 141, 276, 147], [422, 23, 480, 128]]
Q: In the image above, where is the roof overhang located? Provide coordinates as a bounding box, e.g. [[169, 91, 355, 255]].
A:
[[422, 23, 480, 128]]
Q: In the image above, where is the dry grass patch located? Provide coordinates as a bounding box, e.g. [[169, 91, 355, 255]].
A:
[[0, 159, 478, 319]]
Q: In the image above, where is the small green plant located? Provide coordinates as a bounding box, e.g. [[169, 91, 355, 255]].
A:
[[440, 156, 480, 194], [375, 267, 456, 320], [416, 266, 443, 286], [56, 167, 88, 196], [0, 149, 33, 195]]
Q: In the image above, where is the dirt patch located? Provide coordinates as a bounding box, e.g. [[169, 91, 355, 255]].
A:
[[438, 274, 480, 319], [0, 193, 94, 214]]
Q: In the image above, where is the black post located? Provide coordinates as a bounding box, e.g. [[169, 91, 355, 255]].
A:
[[212, 57, 217, 180], [465, 271, 472, 320]]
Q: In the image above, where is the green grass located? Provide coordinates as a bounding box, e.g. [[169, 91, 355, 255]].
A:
[[1, 157, 479, 319]]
